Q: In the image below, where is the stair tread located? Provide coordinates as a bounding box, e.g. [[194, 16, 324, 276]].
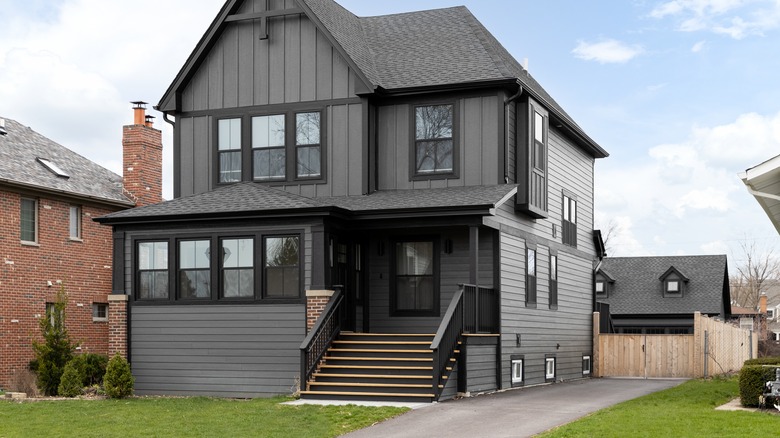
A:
[[332, 340, 431, 345], [320, 364, 432, 370], [328, 348, 434, 353], [324, 356, 432, 362], [342, 332, 435, 337], [300, 390, 435, 398], [309, 382, 440, 389], [313, 373, 433, 380]]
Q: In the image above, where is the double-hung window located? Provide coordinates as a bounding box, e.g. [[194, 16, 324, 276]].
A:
[[221, 238, 254, 298], [178, 240, 211, 299], [252, 115, 286, 180], [549, 253, 558, 309], [393, 240, 438, 315], [20, 198, 37, 243], [264, 236, 300, 298], [414, 105, 453, 175], [295, 112, 321, 178], [526, 247, 537, 307], [218, 118, 242, 183], [138, 241, 169, 299], [562, 194, 577, 247]]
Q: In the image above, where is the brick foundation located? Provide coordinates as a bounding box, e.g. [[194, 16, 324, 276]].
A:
[[306, 290, 335, 332]]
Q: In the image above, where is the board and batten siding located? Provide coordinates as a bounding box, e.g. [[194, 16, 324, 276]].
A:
[[367, 228, 495, 334], [131, 304, 305, 397], [181, 0, 360, 112], [376, 95, 501, 190]]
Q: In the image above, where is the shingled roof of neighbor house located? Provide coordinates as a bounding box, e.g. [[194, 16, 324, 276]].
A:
[[158, 0, 607, 158], [97, 182, 519, 222], [0, 117, 132, 207], [597, 255, 729, 316]]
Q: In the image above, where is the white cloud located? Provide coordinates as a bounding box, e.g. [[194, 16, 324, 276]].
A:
[[691, 40, 707, 51], [572, 39, 644, 64], [649, 0, 780, 39]]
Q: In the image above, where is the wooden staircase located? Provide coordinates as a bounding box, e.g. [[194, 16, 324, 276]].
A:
[[299, 333, 456, 403]]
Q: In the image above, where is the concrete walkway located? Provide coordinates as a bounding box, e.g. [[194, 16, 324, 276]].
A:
[[341, 378, 685, 438]]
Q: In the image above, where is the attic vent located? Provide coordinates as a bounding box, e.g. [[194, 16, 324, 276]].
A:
[[37, 157, 70, 178], [0, 119, 6, 136]]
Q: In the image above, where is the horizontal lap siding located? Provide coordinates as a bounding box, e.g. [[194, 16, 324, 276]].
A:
[[131, 304, 305, 398], [466, 343, 497, 393]]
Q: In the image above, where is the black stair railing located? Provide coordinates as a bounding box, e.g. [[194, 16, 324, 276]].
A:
[[463, 284, 499, 333], [299, 289, 344, 392], [431, 287, 464, 401]]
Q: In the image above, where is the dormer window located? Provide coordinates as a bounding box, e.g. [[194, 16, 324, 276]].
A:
[[659, 266, 688, 297], [596, 280, 606, 294], [595, 269, 614, 298]]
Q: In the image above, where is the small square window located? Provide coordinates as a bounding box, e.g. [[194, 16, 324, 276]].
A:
[[92, 303, 108, 322], [545, 357, 556, 381], [511, 358, 524, 385], [583, 355, 591, 376], [596, 281, 605, 294], [666, 280, 679, 293]]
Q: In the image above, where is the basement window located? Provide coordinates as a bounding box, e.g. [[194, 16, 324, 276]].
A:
[[583, 355, 591, 376], [92, 303, 108, 322], [510, 356, 524, 386], [545, 356, 556, 381], [37, 157, 70, 178]]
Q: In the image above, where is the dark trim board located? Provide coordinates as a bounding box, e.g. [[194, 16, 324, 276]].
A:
[[176, 97, 362, 118]]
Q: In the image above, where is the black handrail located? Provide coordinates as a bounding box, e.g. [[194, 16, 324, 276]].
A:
[[463, 284, 499, 333], [299, 289, 344, 392], [430, 287, 464, 401]]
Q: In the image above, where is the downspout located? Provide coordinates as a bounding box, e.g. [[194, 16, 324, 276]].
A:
[[162, 111, 176, 129], [503, 84, 523, 183]]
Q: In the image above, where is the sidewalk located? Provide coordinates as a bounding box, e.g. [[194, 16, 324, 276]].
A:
[[341, 378, 685, 438]]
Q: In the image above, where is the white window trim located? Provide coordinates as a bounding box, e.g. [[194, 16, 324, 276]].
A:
[[545, 357, 556, 380], [511, 359, 524, 384], [583, 355, 592, 376]]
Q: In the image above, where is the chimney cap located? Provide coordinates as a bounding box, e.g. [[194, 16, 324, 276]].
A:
[[131, 101, 148, 109]]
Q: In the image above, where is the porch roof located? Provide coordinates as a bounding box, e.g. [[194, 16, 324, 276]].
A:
[[96, 182, 518, 224]]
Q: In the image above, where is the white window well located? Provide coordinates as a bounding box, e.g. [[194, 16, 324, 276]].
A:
[[545, 357, 556, 380], [511, 359, 524, 384], [583, 355, 592, 376]]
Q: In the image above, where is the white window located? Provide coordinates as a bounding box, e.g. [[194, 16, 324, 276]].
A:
[[666, 280, 680, 293], [511, 359, 524, 384], [545, 357, 556, 380], [768, 308, 775, 320], [583, 355, 592, 376], [92, 303, 108, 322], [69, 205, 81, 239], [774, 332, 780, 341], [20, 197, 38, 243]]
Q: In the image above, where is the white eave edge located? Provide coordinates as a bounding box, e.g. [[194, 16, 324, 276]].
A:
[[740, 154, 780, 234]]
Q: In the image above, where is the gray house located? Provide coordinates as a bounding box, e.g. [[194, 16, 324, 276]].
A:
[[596, 255, 731, 334], [97, 0, 608, 401]]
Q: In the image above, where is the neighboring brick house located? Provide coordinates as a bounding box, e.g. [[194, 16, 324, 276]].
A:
[[0, 105, 160, 390]]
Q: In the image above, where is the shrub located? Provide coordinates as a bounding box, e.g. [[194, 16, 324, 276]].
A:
[[9, 368, 39, 397], [739, 365, 780, 407], [104, 354, 134, 399], [58, 360, 85, 397], [744, 357, 780, 366], [31, 286, 79, 396], [81, 354, 108, 386]]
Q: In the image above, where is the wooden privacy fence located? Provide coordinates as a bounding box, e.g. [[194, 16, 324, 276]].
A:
[[593, 312, 757, 378]]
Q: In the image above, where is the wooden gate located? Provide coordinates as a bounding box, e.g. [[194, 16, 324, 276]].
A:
[[597, 334, 695, 378]]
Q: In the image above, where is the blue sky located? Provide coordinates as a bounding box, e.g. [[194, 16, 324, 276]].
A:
[[1, 0, 779, 267]]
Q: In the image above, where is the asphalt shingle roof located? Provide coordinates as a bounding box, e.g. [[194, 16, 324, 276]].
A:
[[0, 117, 131, 206], [597, 255, 728, 316], [99, 182, 518, 221]]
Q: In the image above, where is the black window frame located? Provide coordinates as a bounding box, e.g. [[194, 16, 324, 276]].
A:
[[549, 252, 558, 310], [562, 192, 577, 247], [216, 117, 243, 184], [177, 238, 213, 301], [517, 98, 549, 218], [410, 103, 458, 181], [263, 234, 303, 299], [214, 108, 327, 188], [390, 237, 440, 317], [251, 113, 287, 182], [525, 245, 537, 308], [135, 240, 171, 301], [219, 236, 257, 300]]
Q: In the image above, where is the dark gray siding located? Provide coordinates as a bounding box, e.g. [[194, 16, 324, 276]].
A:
[[466, 342, 498, 394], [376, 95, 501, 190], [367, 228, 495, 334], [131, 304, 305, 397], [506, 100, 516, 183], [181, 1, 359, 112]]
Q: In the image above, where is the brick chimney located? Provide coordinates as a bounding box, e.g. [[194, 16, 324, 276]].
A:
[[123, 101, 162, 207], [760, 293, 767, 314]]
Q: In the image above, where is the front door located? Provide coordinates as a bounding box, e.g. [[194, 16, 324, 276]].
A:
[[332, 238, 366, 332]]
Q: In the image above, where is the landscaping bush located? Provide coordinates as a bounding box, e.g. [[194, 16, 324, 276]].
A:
[[31, 287, 78, 396], [104, 354, 134, 399], [738, 365, 780, 407], [58, 360, 85, 397], [744, 357, 780, 366], [81, 353, 108, 386]]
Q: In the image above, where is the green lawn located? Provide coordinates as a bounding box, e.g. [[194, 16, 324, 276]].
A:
[[541, 377, 780, 437], [0, 396, 407, 437]]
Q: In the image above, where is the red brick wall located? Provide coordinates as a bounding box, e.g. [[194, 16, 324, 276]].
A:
[[122, 123, 162, 207], [306, 291, 335, 332], [0, 189, 119, 389]]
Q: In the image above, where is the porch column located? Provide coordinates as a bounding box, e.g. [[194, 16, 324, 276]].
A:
[[310, 224, 326, 290], [107, 294, 128, 359], [469, 225, 479, 285], [306, 289, 335, 333]]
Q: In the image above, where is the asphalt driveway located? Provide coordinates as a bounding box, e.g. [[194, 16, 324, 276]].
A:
[[342, 378, 685, 438]]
